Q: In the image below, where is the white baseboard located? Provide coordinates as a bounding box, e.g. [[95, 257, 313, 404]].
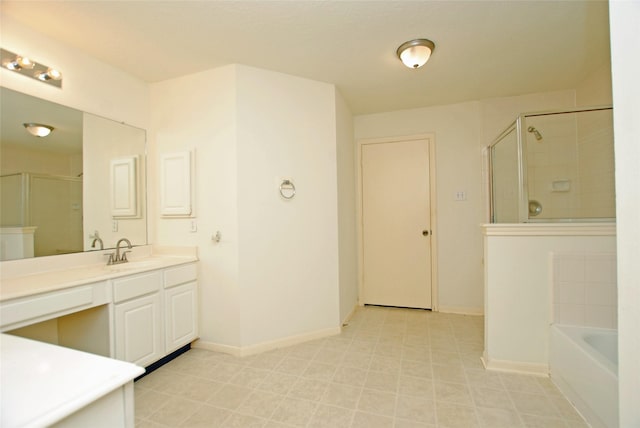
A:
[[438, 305, 484, 316], [193, 326, 341, 358], [341, 304, 359, 327], [193, 340, 243, 357], [481, 352, 549, 376]]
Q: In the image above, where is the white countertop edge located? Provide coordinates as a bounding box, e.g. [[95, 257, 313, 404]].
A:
[[0, 251, 198, 302], [1, 334, 144, 428], [0, 226, 37, 234], [0, 245, 197, 281], [24, 370, 143, 428], [481, 222, 616, 236]]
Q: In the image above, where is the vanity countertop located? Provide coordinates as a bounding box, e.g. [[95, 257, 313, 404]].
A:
[[0, 246, 198, 302], [0, 333, 144, 427]]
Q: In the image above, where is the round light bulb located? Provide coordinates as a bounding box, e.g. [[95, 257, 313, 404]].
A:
[[47, 68, 62, 80], [16, 56, 35, 69]]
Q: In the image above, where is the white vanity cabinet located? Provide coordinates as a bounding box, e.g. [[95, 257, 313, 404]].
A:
[[113, 271, 164, 367], [0, 248, 198, 424], [113, 262, 198, 367], [164, 263, 198, 354]]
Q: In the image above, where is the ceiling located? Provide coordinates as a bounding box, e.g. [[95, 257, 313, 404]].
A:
[[1, 1, 611, 115], [1, 87, 83, 155]]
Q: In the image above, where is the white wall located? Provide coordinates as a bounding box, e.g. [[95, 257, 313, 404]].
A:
[[355, 102, 483, 314], [235, 65, 340, 346], [151, 65, 348, 350], [354, 90, 575, 314], [149, 66, 242, 347], [0, 145, 80, 177], [609, 2, 640, 426], [335, 89, 358, 324], [479, 90, 576, 146], [575, 60, 613, 107], [0, 16, 148, 128]]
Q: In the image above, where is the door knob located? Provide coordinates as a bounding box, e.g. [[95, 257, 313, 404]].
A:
[[422, 230, 430, 236]]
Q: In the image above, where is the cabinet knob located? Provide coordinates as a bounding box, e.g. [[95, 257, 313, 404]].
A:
[[422, 230, 430, 236]]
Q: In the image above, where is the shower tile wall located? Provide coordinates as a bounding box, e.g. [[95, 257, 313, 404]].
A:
[[552, 253, 617, 328], [576, 109, 615, 218], [526, 108, 614, 220], [526, 114, 580, 219]]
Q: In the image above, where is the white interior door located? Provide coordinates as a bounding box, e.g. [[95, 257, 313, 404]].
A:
[[361, 139, 432, 309]]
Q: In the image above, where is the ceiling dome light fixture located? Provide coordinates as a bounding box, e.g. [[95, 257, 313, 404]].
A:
[[397, 39, 436, 69], [23, 123, 54, 138]]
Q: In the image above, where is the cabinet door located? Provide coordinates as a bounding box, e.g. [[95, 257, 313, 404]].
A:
[[114, 293, 163, 367], [164, 282, 198, 353], [160, 151, 192, 217]]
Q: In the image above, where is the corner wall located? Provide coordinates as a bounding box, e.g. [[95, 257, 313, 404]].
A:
[[335, 90, 358, 324], [149, 65, 242, 347], [151, 65, 347, 350], [235, 65, 341, 346], [609, 2, 640, 426]]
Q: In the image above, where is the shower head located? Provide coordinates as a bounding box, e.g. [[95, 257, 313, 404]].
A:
[[527, 126, 543, 141]]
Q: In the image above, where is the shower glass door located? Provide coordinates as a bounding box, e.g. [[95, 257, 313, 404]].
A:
[[490, 125, 521, 223]]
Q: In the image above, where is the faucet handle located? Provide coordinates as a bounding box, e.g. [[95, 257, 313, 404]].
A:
[[121, 251, 131, 262], [104, 253, 116, 265]]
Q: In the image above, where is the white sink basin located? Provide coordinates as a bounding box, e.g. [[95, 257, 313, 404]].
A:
[[106, 259, 165, 272]]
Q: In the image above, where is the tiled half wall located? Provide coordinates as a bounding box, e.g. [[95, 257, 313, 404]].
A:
[[551, 252, 617, 328]]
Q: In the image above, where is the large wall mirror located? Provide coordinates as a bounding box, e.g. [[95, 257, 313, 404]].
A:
[[0, 87, 147, 261]]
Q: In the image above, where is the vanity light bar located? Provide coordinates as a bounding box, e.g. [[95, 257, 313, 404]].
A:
[[1, 48, 62, 88]]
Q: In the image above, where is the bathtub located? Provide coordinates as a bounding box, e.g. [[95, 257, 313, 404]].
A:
[[549, 324, 618, 428]]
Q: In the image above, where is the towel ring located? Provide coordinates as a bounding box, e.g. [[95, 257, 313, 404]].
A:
[[279, 179, 296, 199]]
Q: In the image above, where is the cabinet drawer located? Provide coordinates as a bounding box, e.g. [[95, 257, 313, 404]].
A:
[[164, 263, 197, 289], [113, 271, 162, 303], [1, 281, 109, 331]]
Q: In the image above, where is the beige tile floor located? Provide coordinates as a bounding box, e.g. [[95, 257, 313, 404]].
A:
[[135, 306, 589, 428]]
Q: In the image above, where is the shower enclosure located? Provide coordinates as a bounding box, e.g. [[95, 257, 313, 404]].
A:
[[0, 172, 83, 258], [489, 106, 614, 223]]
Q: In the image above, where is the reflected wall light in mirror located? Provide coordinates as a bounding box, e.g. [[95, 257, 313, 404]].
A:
[[23, 123, 54, 137], [1, 48, 63, 88]]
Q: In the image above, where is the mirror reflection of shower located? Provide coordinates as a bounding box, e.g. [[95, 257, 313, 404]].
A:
[[527, 126, 543, 141]]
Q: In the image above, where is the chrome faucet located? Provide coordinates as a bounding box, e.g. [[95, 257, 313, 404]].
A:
[[106, 238, 132, 265], [91, 237, 104, 250]]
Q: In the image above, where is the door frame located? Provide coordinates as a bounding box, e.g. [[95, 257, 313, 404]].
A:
[[356, 134, 439, 311]]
